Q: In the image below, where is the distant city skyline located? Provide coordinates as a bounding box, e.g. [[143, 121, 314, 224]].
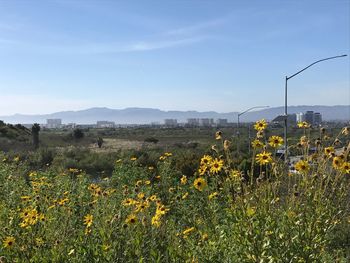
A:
[[0, 105, 348, 125], [0, 0, 349, 115]]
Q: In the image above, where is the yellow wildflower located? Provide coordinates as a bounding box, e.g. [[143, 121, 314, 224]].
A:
[[251, 139, 264, 148], [341, 127, 349, 135], [193, 177, 207, 192], [229, 170, 241, 179], [332, 156, 343, 170], [180, 175, 187, 185], [200, 155, 212, 167], [215, 131, 222, 140], [156, 205, 170, 216], [297, 121, 310, 128], [122, 198, 136, 206], [149, 195, 158, 202], [151, 215, 161, 227], [295, 160, 309, 174], [183, 227, 195, 236], [83, 214, 93, 227], [342, 162, 350, 173], [137, 192, 145, 199], [324, 147, 335, 156], [3, 236, 15, 249], [268, 136, 283, 148], [210, 158, 224, 174], [182, 192, 189, 199], [208, 192, 218, 200], [255, 151, 272, 165], [125, 214, 137, 225], [254, 119, 267, 131]]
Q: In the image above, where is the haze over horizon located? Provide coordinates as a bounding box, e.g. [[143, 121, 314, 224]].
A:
[[1, 104, 349, 117], [0, 0, 349, 116]]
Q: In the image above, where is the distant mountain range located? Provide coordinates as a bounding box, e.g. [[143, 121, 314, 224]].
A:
[[0, 105, 349, 124]]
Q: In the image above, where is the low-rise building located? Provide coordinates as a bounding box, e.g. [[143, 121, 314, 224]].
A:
[[200, 118, 214, 127], [164, 119, 178, 127], [187, 118, 200, 126], [46, 119, 62, 129], [96, 121, 115, 128], [216, 119, 228, 126]]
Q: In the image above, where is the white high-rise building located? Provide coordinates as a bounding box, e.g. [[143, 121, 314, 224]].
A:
[[296, 113, 304, 123]]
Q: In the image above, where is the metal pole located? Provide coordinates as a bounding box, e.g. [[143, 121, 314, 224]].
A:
[[284, 76, 288, 163], [237, 114, 240, 154], [283, 54, 347, 164]]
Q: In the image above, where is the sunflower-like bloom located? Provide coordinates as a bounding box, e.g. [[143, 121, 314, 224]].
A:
[[268, 136, 284, 148], [125, 214, 137, 225], [83, 214, 93, 227], [332, 156, 343, 170], [324, 146, 335, 156], [135, 201, 150, 213], [251, 139, 264, 149], [295, 160, 309, 174], [3, 236, 15, 249], [200, 155, 212, 167], [193, 177, 207, 191], [151, 214, 161, 227], [215, 131, 222, 140], [156, 204, 170, 216], [342, 162, 350, 174], [341, 127, 349, 135], [254, 119, 267, 131], [149, 195, 158, 202], [297, 121, 310, 128], [255, 151, 272, 165], [210, 158, 224, 174]]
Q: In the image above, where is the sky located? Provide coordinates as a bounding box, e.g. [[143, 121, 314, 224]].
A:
[[0, 0, 349, 115]]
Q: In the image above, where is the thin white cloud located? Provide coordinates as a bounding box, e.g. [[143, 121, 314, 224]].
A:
[[165, 17, 230, 36], [125, 36, 206, 52], [2, 36, 207, 55]]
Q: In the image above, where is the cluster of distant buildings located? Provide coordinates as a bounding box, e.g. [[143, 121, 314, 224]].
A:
[[42, 111, 323, 129], [45, 119, 116, 129], [272, 111, 322, 127], [43, 118, 230, 129], [164, 118, 229, 127]]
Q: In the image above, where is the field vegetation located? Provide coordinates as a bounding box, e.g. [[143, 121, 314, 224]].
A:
[[0, 120, 349, 262]]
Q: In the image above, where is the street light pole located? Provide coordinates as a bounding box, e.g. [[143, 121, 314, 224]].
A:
[[284, 54, 347, 163], [237, 105, 269, 155]]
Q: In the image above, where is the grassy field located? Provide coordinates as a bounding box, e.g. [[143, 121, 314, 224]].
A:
[[0, 121, 349, 262]]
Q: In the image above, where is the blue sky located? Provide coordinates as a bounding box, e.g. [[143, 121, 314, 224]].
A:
[[0, 0, 349, 115]]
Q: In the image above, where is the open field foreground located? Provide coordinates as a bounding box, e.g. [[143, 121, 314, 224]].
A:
[[1, 122, 350, 262]]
